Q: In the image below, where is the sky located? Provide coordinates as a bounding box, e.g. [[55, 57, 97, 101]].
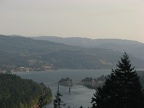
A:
[[0, 0, 144, 42]]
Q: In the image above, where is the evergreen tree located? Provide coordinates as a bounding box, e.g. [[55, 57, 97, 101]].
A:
[[91, 52, 144, 108], [53, 91, 63, 108]]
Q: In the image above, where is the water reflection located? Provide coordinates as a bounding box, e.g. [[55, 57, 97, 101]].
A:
[[15, 69, 111, 108]]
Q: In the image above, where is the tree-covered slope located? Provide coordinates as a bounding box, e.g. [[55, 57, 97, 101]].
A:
[[32, 36, 144, 60], [0, 35, 144, 72], [0, 73, 52, 108]]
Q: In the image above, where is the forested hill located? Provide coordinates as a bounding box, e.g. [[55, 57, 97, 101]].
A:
[[0, 73, 52, 108], [0, 35, 144, 72], [32, 36, 144, 60]]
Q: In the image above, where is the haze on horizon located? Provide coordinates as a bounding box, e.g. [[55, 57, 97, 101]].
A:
[[0, 0, 144, 43]]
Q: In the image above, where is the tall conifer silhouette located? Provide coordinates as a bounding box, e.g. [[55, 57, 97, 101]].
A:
[[91, 52, 144, 108], [53, 91, 63, 108]]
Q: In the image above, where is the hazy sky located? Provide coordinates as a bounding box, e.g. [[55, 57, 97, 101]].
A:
[[0, 0, 144, 42]]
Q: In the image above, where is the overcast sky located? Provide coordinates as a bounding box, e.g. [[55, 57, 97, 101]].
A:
[[0, 0, 144, 42]]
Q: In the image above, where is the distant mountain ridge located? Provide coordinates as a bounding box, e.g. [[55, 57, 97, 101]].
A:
[[32, 36, 144, 60], [0, 35, 144, 72]]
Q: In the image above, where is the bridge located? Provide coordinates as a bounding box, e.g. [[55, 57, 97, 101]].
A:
[[58, 80, 104, 93]]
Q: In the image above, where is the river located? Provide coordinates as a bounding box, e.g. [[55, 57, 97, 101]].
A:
[[15, 69, 111, 108]]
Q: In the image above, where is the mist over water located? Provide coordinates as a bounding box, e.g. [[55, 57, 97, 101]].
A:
[[15, 69, 111, 108]]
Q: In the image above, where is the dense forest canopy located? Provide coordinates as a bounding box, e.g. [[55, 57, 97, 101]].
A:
[[0, 73, 52, 108]]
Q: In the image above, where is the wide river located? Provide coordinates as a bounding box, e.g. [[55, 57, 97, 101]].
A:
[[15, 69, 111, 108]]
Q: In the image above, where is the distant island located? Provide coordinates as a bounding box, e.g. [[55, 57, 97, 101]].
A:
[[77, 75, 107, 89], [58, 77, 73, 87], [58, 75, 108, 89]]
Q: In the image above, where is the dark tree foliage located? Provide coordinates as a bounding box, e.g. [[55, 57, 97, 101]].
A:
[[53, 91, 63, 108], [38, 83, 52, 108], [91, 52, 144, 108], [0, 74, 52, 108]]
